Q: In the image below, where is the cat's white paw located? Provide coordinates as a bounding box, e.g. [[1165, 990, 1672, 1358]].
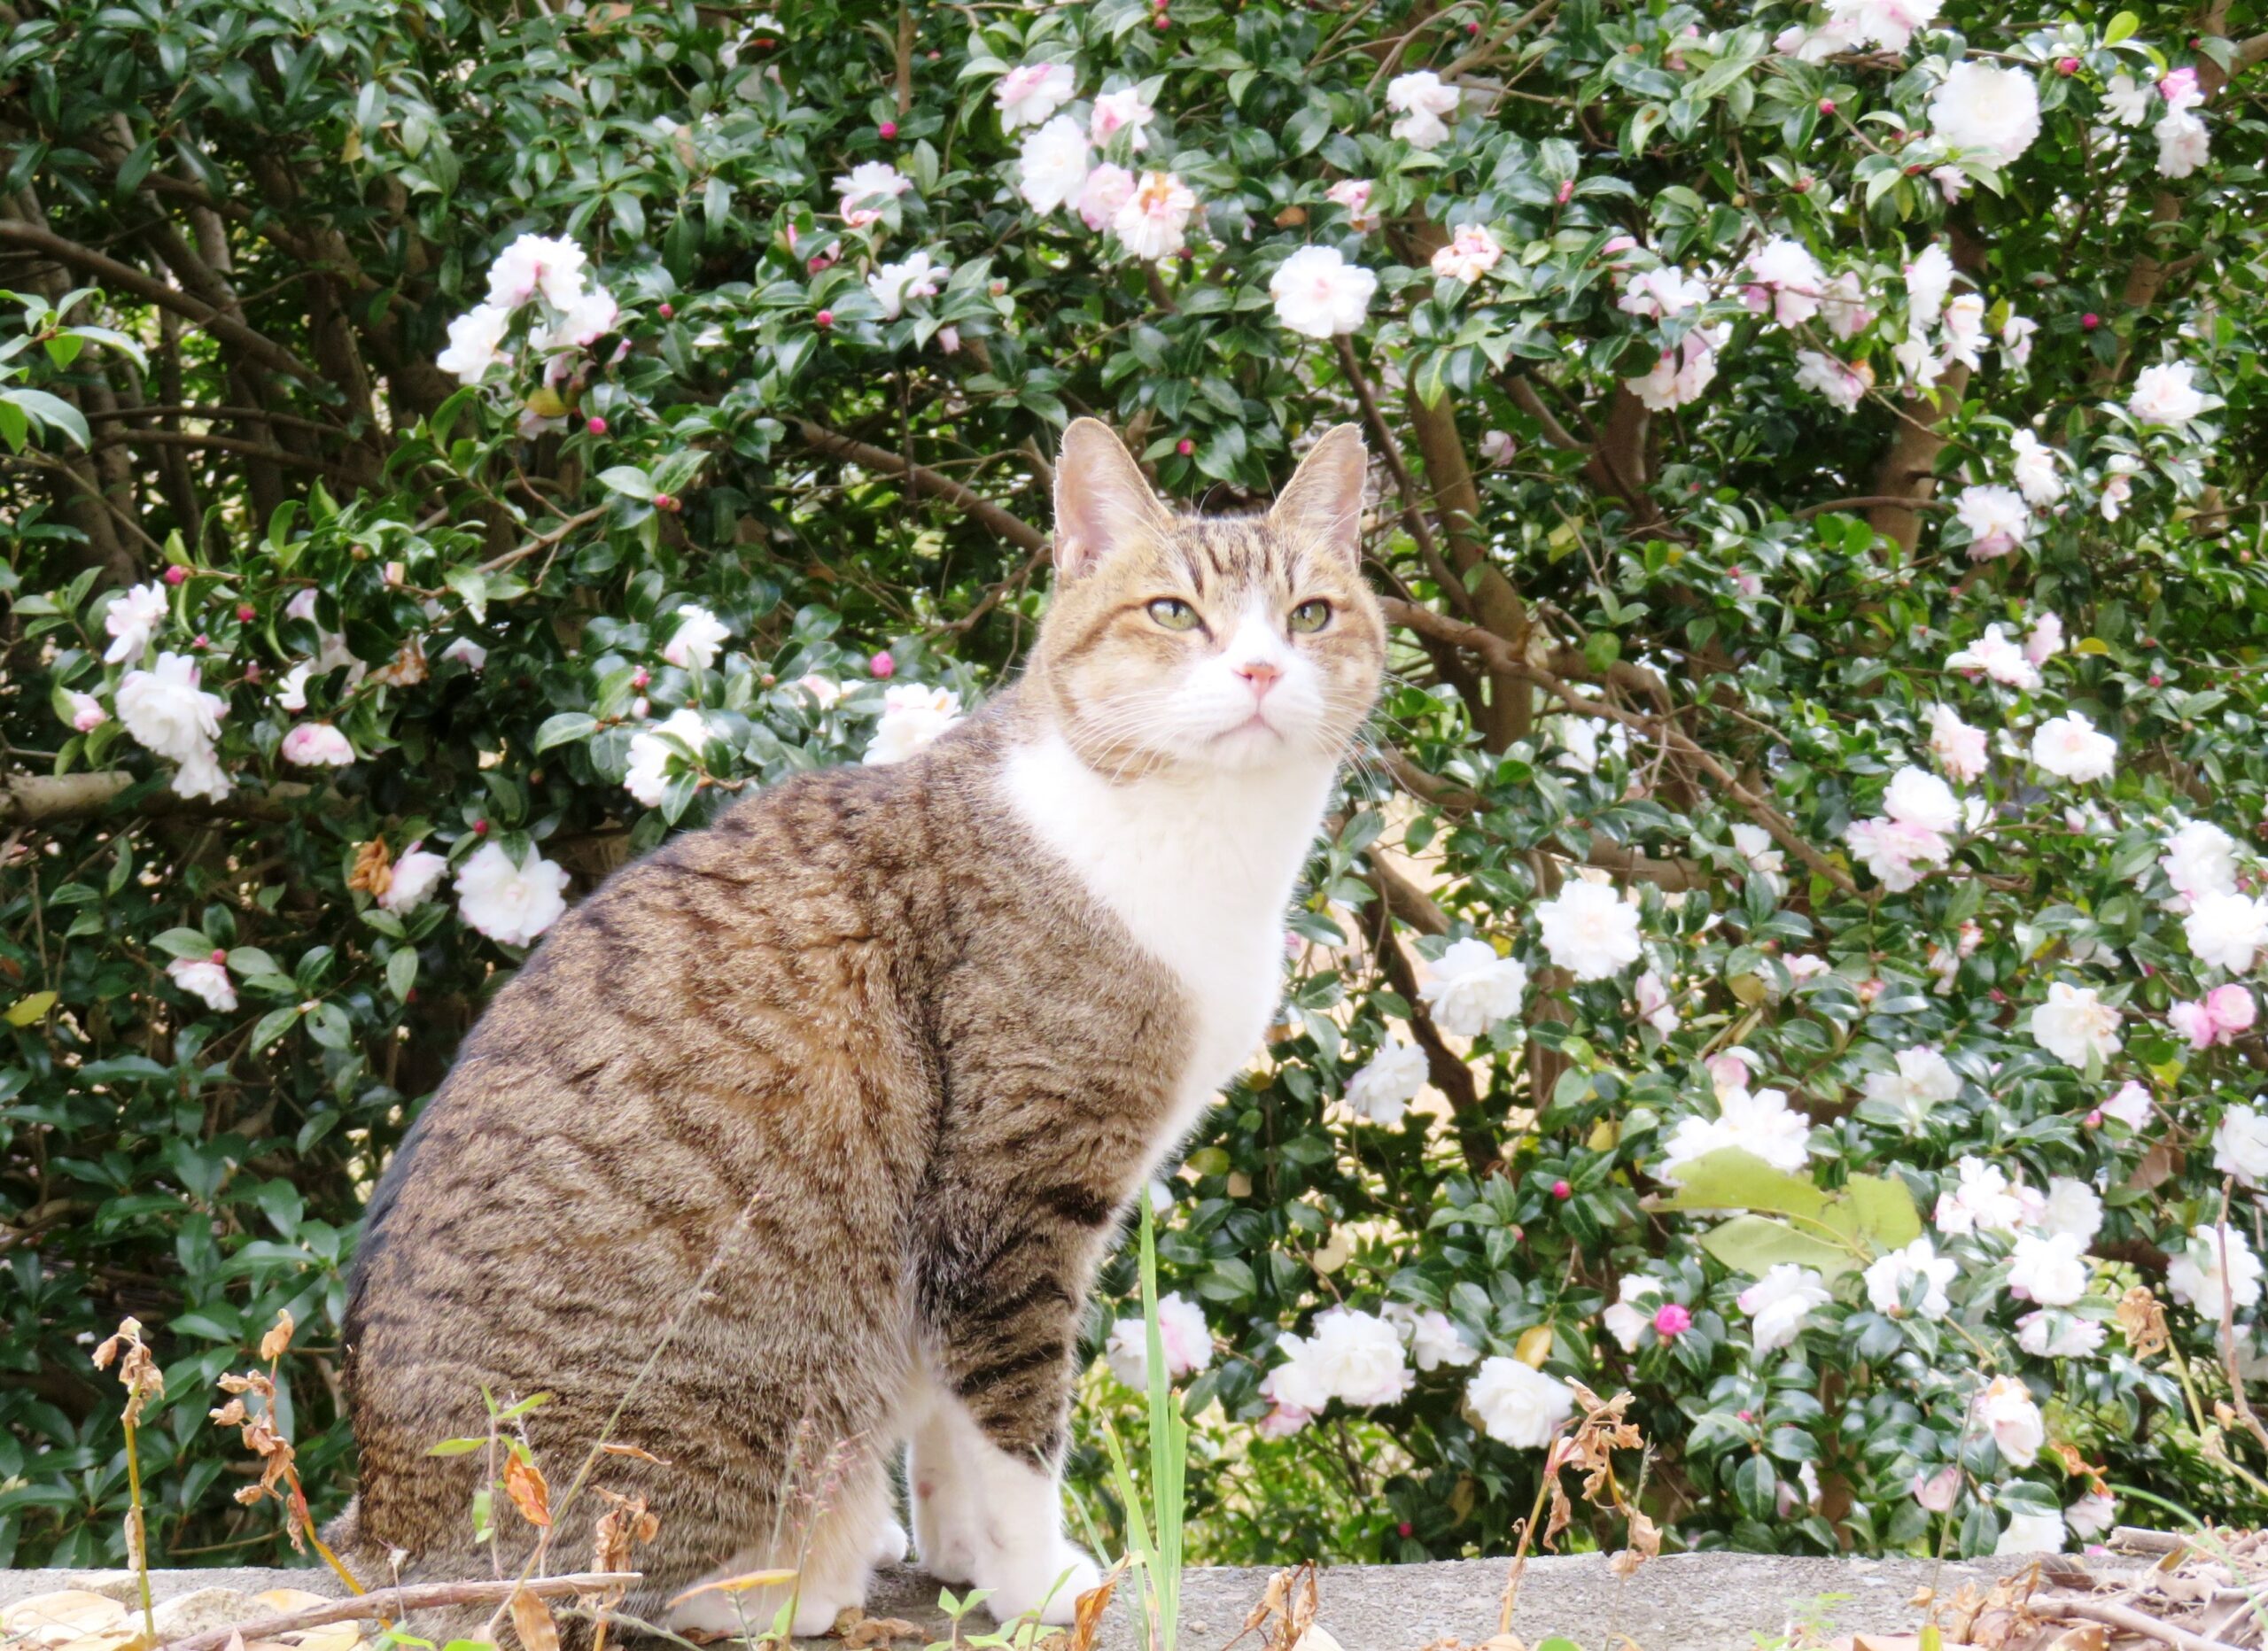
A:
[[872, 1515, 912, 1566], [982, 1540, 1102, 1628]]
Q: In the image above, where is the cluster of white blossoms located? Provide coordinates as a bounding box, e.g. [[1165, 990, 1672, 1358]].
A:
[[2101, 66, 2214, 178], [1007, 66, 1192, 263], [1253, 1301, 1566, 1452], [436, 233, 619, 411], [1658, 1054, 1815, 1182], [1845, 764, 1964, 892], [1103, 1291, 1214, 1391]]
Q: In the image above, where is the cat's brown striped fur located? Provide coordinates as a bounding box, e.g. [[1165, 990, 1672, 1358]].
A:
[[331, 421, 1382, 1641]]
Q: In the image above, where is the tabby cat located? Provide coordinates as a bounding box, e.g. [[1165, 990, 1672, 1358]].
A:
[[334, 419, 1385, 1640]]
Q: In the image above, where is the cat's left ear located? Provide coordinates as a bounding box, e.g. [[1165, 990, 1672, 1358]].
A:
[[1270, 423, 1369, 567]]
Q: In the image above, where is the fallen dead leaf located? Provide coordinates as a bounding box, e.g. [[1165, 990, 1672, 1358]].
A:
[[1064, 1555, 1128, 1651], [251, 1591, 335, 1616], [3, 1592, 134, 1647], [282, 1621, 363, 1651], [503, 1452, 553, 1528], [508, 1587, 562, 1651], [841, 1616, 925, 1647]]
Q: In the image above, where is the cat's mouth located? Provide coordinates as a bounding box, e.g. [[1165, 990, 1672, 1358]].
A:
[[1213, 709, 1284, 742]]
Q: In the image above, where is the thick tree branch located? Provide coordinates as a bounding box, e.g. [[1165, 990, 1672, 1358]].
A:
[[3, 770, 311, 827], [0, 221, 318, 383], [796, 420, 1049, 555], [1360, 865, 1501, 1178]]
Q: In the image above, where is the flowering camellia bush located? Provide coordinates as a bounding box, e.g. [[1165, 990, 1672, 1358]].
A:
[[3, 0, 2266, 1577]]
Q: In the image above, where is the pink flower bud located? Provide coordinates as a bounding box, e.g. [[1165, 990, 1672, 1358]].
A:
[[1736, 1409, 1753, 1423], [2056, 56, 2079, 74], [472, 819, 490, 835], [654, 492, 677, 513], [1913, 1465, 1962, 1513], [1818, 97, 1836, 114], [237, 604, 256, 624], [869, 650, 896, 678], [2082, 312, 2101, 329], [1397, 1520, 1414, 1537], [879, 120, 899, 140], [191, 633, 208, 649], [631, 668, 650, 689], [659, 302, 674, 319], [586, 415, 608, 436], [164, 565, 188, 585], [1652, 1303, 1693, 1338], [211, 949, 228, 965], [1551, 1178, 1572, 1200], [1153, 10, 1170, 26], [1554, 179, 1573, 205], [816, 308, 835, 329], [1177, 437, 1195, 456], [2085, 1109, 2103, 1128]]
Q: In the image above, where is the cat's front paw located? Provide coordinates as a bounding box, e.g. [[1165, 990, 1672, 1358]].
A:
[[872, 1515, 912, 1566], [983, 1541, 1102, 1628]]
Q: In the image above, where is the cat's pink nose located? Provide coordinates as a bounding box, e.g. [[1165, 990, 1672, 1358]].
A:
[[1234, 660, 1281, 697]]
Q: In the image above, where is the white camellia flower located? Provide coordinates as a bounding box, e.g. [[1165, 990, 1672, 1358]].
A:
[[117, 651, 229, 800], [834, 160, 913, 227], [1016, 115, 1091, 213], [280, 723, 354, 767], [1618, 265, 1710, 319], [1744, 237, 1825, 327], [2030, 981, 2122, 1067], [1794, 350, 1872, 413], [1738, 1265, 1831, 1353], [2165, 1222, 2264, 1312], [2212, 1104, 2268, 1188], [2017, 1308, 2107, 1358], [2008, 1232, 2091, 1307], [1386, 70, 1462, 147], [1601, 1275, 1664, 1351], [1953, 483, 2031, 560], [1419, 937, 1528, 1037], [2001, 312, 2039, 366], [1384, 1303, 1480, 1371], [1927, 704, 1988, 782], [2099, 452, 2142, 520], [994, 60, 1076, 132], [1845, 813, 1950, 892], [166, 955, 237, 1012], [103, 581, 169, 665], [1289, 1307, 1413, 1407], [624, 708, 712, 809], [2127, 360, 2206, 426], [869, 251, 948, 321], [442, 637, 488, 671], [1464, 1357, 1574, 1448], [1884, 766, 1961, 834], [1660, 1085, 1814, 1182], [1089, 86, 1155, 150], [1973, 1376, 2046, 1467], [2008, 430, 2065, 506], [532, 284, 617, 353], [1864, 1237, 1956, 1319], [380, 841, 449, 914], [2161, 820, 2240, 910], [454, 841, 571, 948], [1325, 178, 1381, 232], [432, 302, 509, 382], [2101, 1081, 2154, 1131], [1076, 163, 1137, 232], [1344, 1036, 1427, 1126], [2030, 712, 2117, 783], [1828, 0, 1939, 51], [1934, 1155, 2035, 1236], [2039, 1177, 2103, 1245], [1939, 292, 1988, 370], [1997, 1508, 2066, 1555], [1624, 327, 1726, 411], [1534, 880, 1642, 981], [864, 683, 964, 765], [1904, 243, 1956, 324], [662, 602, 731, 671], [1929, 61, 2041, 166], [1430, 222, 1503, 283], [1269, 245, 1378, 339], [2067, 1489, 2117, 1541], [2104, 73, 2154, 125], [2024, 613, 2064, 668], [1731, 824, 1785, 874], [485, 233, 587, 309], [1113, 170, 1198, 260], [1945, 623, 2043, 690], [1863, 1045, 1960, 1127], [2183, 890, 2268, 973], [1105, 1291, 1212, 1391], [2155, 109, 2210, 178]]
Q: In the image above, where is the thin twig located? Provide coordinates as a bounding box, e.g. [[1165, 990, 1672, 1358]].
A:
[[158, 1573, 641, 1651], [2033, 1593, 2249, 1651]]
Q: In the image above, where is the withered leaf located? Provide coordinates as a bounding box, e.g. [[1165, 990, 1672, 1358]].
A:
[[348, 840, 392, 897], [502, 1453, 553, 1528], [843, 1617, 927, 1648], [598, 1441, 672, 1465], [1065, 1558, 1126, 1651], [508, 1588, 562, 1651], [260, 1309, 296, 1363], [2116, 1287, 2170, 1360]]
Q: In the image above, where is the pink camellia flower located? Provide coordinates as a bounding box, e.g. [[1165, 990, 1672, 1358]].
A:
[[1326, 178, 1381, 233], [2169, 984, 2256, 1050], [65, 691, 109, 732], [869, 650, 896, 678], [1430, 222, 1503, 283], [2157, 66, 2202, 112], [1651, 1303, 1692, 1338], [1914, 1464, 1963, 1513], [281, 722, 355, 767]]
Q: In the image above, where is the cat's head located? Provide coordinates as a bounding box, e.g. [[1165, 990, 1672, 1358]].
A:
[[1030, 419, 1386, 775]]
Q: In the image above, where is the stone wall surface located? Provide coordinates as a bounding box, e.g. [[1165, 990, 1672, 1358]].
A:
[[0, 1553, 2064, 1651]]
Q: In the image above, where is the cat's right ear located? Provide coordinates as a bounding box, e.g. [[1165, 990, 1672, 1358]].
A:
[[1053, 418, 1171, 579]]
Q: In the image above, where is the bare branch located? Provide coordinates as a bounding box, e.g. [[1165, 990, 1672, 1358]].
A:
[[159, 1573, 642, 1651], [796, 420, 1049, 555]]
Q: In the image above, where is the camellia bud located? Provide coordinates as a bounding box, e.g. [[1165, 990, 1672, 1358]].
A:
[[658, 301, 674, 319], [1551, 1178, 1572, 1200], [2082, 312, 2101, 329], [2056, 55, 2079, 74], [1177, 437, 1195, 456], [815, 308, 835, 329], [654, 492, 679, 513], [1652, 1303, 1693, 1338], [237, 604, 257, 624], [472, 819, 490, 835], [1818, 97, 1836, 114], [586, 415, 608, 436], [1153, 12, 1169, 27], [1554, 178, 1573, 205], [210, 949, 227, 965], [631, 668, 650, 689], [164, 564, 188, 585], [869, 650, 896, 678], [879, 120, 898, 140]]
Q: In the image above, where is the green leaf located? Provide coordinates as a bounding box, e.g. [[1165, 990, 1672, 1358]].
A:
[[5, 991, 58, 1027], [2102, 10, 2139, 43], [1652, 1149, 1829, 1221], [533, 711, 600, 752], [597, 465, 656, 500], [1699, 1214, 1855, 1279], [385, 946, 418, 1001]]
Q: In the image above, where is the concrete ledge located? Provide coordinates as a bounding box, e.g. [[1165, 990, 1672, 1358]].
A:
[[0, 1554, 2073, 1651]]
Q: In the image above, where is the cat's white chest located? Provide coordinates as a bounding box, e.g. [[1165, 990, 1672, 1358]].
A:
[[1001, 732, 1335, 1155]]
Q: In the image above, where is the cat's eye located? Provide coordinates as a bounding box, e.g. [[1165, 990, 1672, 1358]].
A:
[[1289, 599, 1332, 634], [1148, 597, 1202, 632]]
